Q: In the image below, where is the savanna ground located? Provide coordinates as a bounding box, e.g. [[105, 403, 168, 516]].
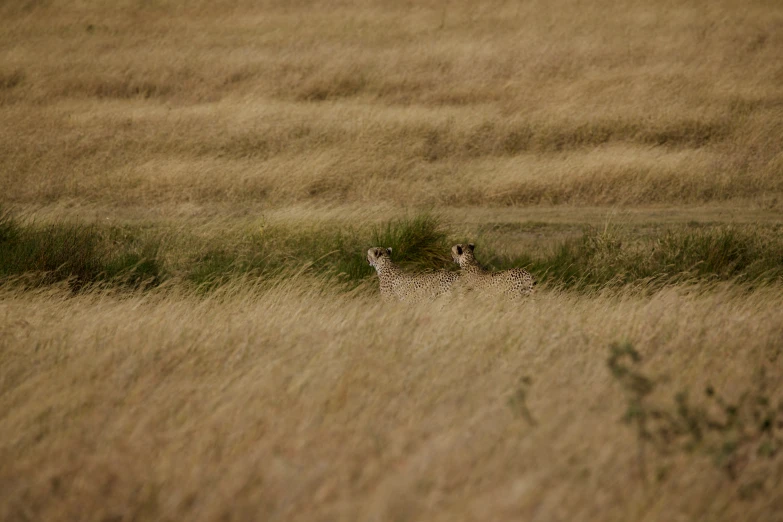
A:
[[1, 0, 783, 520]]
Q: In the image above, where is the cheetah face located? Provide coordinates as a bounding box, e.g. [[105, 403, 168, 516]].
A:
[[367, 247, 393, 267], [451, 243, 475, 264]]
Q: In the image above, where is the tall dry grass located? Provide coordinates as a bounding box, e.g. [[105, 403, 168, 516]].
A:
[[1, 0, 782, 212], [1, 281, 782, 521], [2, 2, 783, 520]]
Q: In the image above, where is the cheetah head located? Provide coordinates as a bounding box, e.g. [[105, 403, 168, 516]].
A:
[[367, 247, 393, 268], [451, 243, 475, 265]]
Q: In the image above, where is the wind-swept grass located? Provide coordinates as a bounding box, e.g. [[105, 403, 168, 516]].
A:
[[184, 214, 450, 290], [1, 282, 781, 522], [2, 0, 783, 210], [526, 225, 783, 290], [2, 1, 782, 520], [0, 209, 162, 290], [3, 210, 781, 293]]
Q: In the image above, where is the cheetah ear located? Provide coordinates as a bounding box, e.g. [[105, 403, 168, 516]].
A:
[[456, 245, 463, 256], [467, 243, 475, 252], [386, 247, 392, 256]]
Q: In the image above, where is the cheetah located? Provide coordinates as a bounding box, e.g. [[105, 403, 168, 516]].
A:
[[451, 243, 535, 298], [367, 247, 459, 302]]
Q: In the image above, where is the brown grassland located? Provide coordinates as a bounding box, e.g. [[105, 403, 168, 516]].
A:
[[1, 282, 782, 521], [1, 0, 783, 520]]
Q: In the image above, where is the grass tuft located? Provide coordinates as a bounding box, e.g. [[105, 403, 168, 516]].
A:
[[496, 226, 783, 291], [0, 209, 163, 291]]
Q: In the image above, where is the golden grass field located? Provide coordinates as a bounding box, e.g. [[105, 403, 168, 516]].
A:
[[2, 0, 782, 213], [2, 282, 783, 521], [1, 0, 783, 520]]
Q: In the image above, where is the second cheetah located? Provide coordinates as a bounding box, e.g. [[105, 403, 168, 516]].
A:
[[451, 243, 535, 298]]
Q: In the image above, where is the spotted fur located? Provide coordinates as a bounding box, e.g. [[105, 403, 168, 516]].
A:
[[451, 243, 535, 298], [367, 247, 458, 302]]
